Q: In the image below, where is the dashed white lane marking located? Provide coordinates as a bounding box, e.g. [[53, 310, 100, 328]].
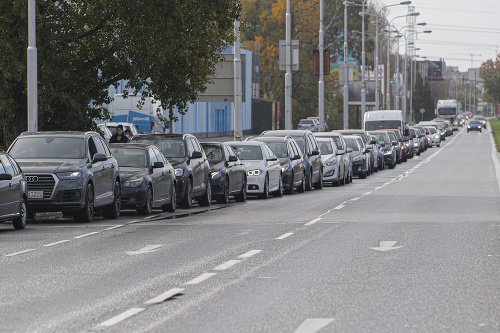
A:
[[214, 259, 241, 271], [43, 240, 70, 247], [95, 307, 145, 329], [305, 218, 321, 226], [5, 249, 36, 257], [334, 204, 345, 210], [74, 232, 99, 239], [276, 232, 294, 240], [104, 225, 124, 231], [294, 318, 335, 333], [350, 197, 360, 201], [238, 250, 262, 259], [184, 273, 217, 285], [144, 288, 184, 305]]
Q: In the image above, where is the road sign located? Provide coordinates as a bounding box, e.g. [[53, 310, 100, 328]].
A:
[[279, 40, 300, 71], [420, 108, 425, 114]]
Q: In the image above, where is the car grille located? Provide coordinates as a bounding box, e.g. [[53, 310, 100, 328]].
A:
[[26, 174, 56, 199]]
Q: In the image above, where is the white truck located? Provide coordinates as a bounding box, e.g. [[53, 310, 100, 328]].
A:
[[363, 110, 406, 134], [436, 99, 458, 122]]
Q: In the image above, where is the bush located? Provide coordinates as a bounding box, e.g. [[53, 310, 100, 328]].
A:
[[489, 118, 500, 153]]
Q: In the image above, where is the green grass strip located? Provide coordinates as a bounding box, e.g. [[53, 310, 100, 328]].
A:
[[489, 118, 500, 153]]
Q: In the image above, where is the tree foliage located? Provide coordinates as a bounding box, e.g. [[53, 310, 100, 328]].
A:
[[480, 54, 500, 106], [0, 0, 240, 147], [412, 73, 434, 121]]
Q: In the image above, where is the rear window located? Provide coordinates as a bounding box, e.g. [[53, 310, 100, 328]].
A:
[[299, 120, 314, 124]]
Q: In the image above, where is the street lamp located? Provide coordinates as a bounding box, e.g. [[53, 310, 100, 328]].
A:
[[343, 1, 356, 129]]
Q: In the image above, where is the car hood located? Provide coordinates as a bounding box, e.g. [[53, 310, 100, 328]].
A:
[[241, 160, 265, 171], [351, 151, 362, 158], [168, 157, 188, 168], [209, 161, 225, 172], [119, 167, 148, 182], [15, 159, 87, 174], [320, 154, 335, 163], [279, 157, 291, 166]]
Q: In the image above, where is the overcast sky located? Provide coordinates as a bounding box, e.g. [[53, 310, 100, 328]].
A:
[[377, 0, 500, 72]]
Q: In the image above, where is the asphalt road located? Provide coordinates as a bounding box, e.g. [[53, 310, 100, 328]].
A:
[[1, 126, 499, 333]]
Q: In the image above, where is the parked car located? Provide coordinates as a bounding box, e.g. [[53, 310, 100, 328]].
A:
[[343, 135, 370, 179], [433, 119, 453, 136], [105, 122, 140, 138], [132, 134, 211, 209], [260, 130, 323, 190], [370, 135, 385, 170], [0, 152, 28, 229], [369, 131, 396, 169], [413, 126, 431, 149], [424, 126, 441, 147], [110, 143, 176, 214], [452, 119, 460, 131], [297, 119, 319, 132], [8, 131, 121, 222], [227, 141, 283, 199], [201, 142, 247, 203], [315, 132, 353, 184], [338, 130, 376, 173], [316, 136, 345, 186], [467, 120, 483, 133], [383, 131, 402, 163], [408, 128, 422, 156], [474, 116, 487, 129], [420, 122, 444, 143], [249, 136, 305, 194], [97, 124, 113, 141]]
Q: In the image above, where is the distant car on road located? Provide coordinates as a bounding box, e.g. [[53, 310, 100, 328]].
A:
[[474, 116, 487, 129], [105, 122, 140, 138], [0, 151, 28, 229], [297, 119, 319, 132], [467, 120, 483, 133], [110, 143, 176, 214]]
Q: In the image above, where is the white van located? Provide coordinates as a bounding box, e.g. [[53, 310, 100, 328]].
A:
[[363, 110, 406, 134]]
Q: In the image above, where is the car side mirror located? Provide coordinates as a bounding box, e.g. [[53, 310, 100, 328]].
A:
[[228, 155, 238, 162], [267, 156, 278, 162], [311, 150, 320, 156], [379, 143, 386, 147], [292, 154, 301, 160], [92, 153, 107, 163], [346, 148, 353, 153], [364, 149, 371, 154], [0, 173, 12, 181], [153, 161, 164, 169], [392, 141, 398, 146], [370, 139, 377, 145], [191, 151, 203, 159], [399, 139, 404, 143], [337, 150, 345, 155]]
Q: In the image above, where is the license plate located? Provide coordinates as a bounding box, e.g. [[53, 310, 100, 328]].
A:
[[28, 191, 44, 199]]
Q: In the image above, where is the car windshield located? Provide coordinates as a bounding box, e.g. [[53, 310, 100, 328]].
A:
[[290, 136, 305, 153], [265, 142, 288, 158], [438, 107, 457, 115], [9, 137, 85, 159], [428, 127, 437, 134], [133, 137, 186, 158], [203, 145, 223, 163], [387, 132, 397, 141], [475, 117, 485, 120], [317, 139, 334, 155], [231, 145, 263, 160], [111, 148, 147, 168], [469, 120, 481, 124], [370, 133, 388, 144], [364, 120, 402, 132], [345, 138, 360, 151]]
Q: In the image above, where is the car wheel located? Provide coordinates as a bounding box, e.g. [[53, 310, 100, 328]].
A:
[[235, 176, 247, 202], [217, 178, 230, 204], [103, 180, 121, 219], [258, 175, 269, 199], [74, 183, 94, 222], [360, 171, 367, 179], [297, 174, 305, 193], [13, 198, 27, 230], [286, 173, 294, 195], [180, 178, 193, 209], [305, 170, 313, 191], [273, 174, 284, 197], [137, 185, 153, 215], [198, 178, 212, 206], [162, 182, 176, 212]]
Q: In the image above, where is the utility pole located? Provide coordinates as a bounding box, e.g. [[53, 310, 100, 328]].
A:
[[233, 20, 243, 141], [318, 0, 325, 131], [285, 0, 292, 130], [27, 0, 38, 132], [343, 1, 350, 129]]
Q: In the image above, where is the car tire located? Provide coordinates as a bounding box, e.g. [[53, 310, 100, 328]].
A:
[[180, 178, 193, 209], [13, 198, 27, 230], [258, 175, 270, 199], [297, 175, 306, 193], [198, 178, 212, 206], [360, 171, 367, 179], [314, 169, 324, 189], [235, 176, 247, 202], [388, 163, 395, 169], [217, 178, 230, 204], [137, 185, 153, 215], [103, 180, 121, 219], [74, 183, 94, 222], [286, 174, 294, 195], [162, 182, 176, 212], [273, 175, 284, 197], [305, 170, 313, 191]]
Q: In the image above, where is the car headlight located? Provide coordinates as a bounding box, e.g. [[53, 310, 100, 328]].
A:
[[353, 156, 362, 162], [384, 150, 392, 155], [174, 168, 183, 177], [479, 126, 481, 129], [247, 169, 262, 176], [211, 171, 221, 179], [324, 160, 337, 166], [413, 143, 418, 146], [467, 126, 470, 128], [57, 171, 82, 180], [123, 178, 143, 187]]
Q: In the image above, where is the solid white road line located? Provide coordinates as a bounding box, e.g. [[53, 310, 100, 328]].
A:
[[43, 240, 70, 247], [238, 250, 262, 259], [488, 128, 500, 192], [305, 218, 321, 226], [276, 232, 293, 240], [213, 260, 241, 271], [184, 273, 217, 285], [144, 288, 184, 305], [104, 225, 124, 230], [74, 232, 99, 239], [96, 307, 145, 328], [5, 249, 36, 257], [294, 318, 335, 333], [334, 204, 345, 210]]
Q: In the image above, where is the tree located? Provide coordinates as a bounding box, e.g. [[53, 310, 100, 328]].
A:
[[0, 0, 240, 148], [480, 54, 500, 107], [412, 73, 434, 121]]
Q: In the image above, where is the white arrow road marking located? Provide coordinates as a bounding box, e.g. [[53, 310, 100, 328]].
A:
[[293, 318, 335, 333], [125, 245, 163, 256], [371, 241, 402, 252]]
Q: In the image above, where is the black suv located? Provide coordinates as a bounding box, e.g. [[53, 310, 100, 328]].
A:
[[8, 132, 121, 222], [132, 134, 211, 208], [260, 130, 323, 191], [0, 151, 28, 229]]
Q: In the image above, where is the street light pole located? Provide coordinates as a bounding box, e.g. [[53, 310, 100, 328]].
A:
[[28, 0, 38, 132], [319, 0, 325, 131], [285, 0, 292, 130], [360, 2, 367, 120], [233, 20, 243, 141], [343, 1, 352, 129]]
